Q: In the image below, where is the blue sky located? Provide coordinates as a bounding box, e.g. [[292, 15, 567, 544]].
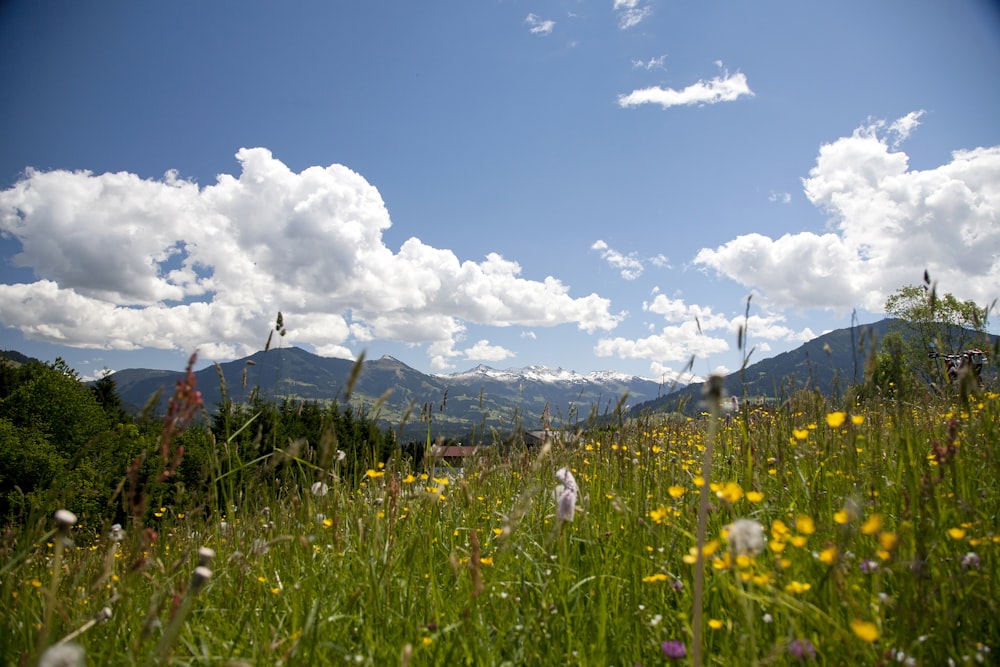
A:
[[1, 1, 999, 382]]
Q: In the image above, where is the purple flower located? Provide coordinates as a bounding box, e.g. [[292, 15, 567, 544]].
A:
[[788, 638, 816, 660], [661, 641, 687, 659], [859, 559, 879, 574]]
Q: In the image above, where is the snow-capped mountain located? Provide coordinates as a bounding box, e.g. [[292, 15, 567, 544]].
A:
[[444, 364, 650, 386]]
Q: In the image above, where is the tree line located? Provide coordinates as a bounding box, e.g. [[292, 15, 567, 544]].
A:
[[0, 356, 396, 528]]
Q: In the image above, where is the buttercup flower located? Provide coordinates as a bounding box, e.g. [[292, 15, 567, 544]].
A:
[[850, 619, 879, 642]]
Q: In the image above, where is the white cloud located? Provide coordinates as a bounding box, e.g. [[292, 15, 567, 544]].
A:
[[632, 55, 667, 71], [618, 67, 753, 109], [887, 110, 925, 148], [597, 295, 815, 375], [614, 0, 653, 29], [464, 339, 515, 362], [768, 191, 791, 204], [525, 13, 555, 35], [591, 239, 645, 279], [694, 113, 1000, 312], [0, 148, 623, 364], [595, 319, 730, 365]]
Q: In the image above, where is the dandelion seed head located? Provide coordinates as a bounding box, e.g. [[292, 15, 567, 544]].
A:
[[726, 518, 765, 556], [38, 642, 85, 667]]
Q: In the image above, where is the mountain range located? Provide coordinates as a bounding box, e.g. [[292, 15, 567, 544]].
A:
[[108, 347, 672, 440], [6, 317, 994, 440]]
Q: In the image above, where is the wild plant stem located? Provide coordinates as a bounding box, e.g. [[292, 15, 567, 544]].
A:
[[692, 379, 722, 667]]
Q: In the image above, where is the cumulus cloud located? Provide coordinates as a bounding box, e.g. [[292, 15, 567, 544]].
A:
[[618, 66, 753, 109], [614, 0, 653, 29], [525, 13, 555, 35], [595, 295, 811, 376], [464, 339, 516, 362], [0, 148, 622, 366], [694, 114, 1000, 312]]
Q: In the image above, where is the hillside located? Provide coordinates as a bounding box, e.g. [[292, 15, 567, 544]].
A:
[[628, 318, 998, 416]]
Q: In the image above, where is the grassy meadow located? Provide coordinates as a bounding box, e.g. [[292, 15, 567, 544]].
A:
[[2, 379, 998, 666]]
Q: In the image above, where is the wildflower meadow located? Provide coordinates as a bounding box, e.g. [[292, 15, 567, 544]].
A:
[[1, 363, 998, 665]]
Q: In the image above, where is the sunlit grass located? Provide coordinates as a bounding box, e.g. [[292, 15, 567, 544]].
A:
[[2, 390, 998, 665]]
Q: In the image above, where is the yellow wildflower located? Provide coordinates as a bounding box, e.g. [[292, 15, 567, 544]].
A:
[[649, 506, 669, 525], [879, 532, 898, 550], [716, 481, 744, 503], [771, 519, 790, 540], [784, 581, 811, 594], [861, 514, 883, 535], [818, 546, 838, 564], [826, 411, 847, 428], [850, 619, 879, 642]]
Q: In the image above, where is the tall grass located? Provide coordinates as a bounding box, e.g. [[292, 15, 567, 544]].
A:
[[2, 383, 997, 665]]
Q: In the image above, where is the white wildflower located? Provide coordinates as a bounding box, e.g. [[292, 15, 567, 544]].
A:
[[311, 481, 329, 497]]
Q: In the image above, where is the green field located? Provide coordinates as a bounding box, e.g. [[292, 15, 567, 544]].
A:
[[2, 382, 997, 666]]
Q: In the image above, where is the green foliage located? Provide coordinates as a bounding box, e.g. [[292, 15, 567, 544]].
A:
[[884, 282, 991, 384], [0, 418, 64, 520], [1, 360, 110, 457], [856, 331, 920, 402]]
